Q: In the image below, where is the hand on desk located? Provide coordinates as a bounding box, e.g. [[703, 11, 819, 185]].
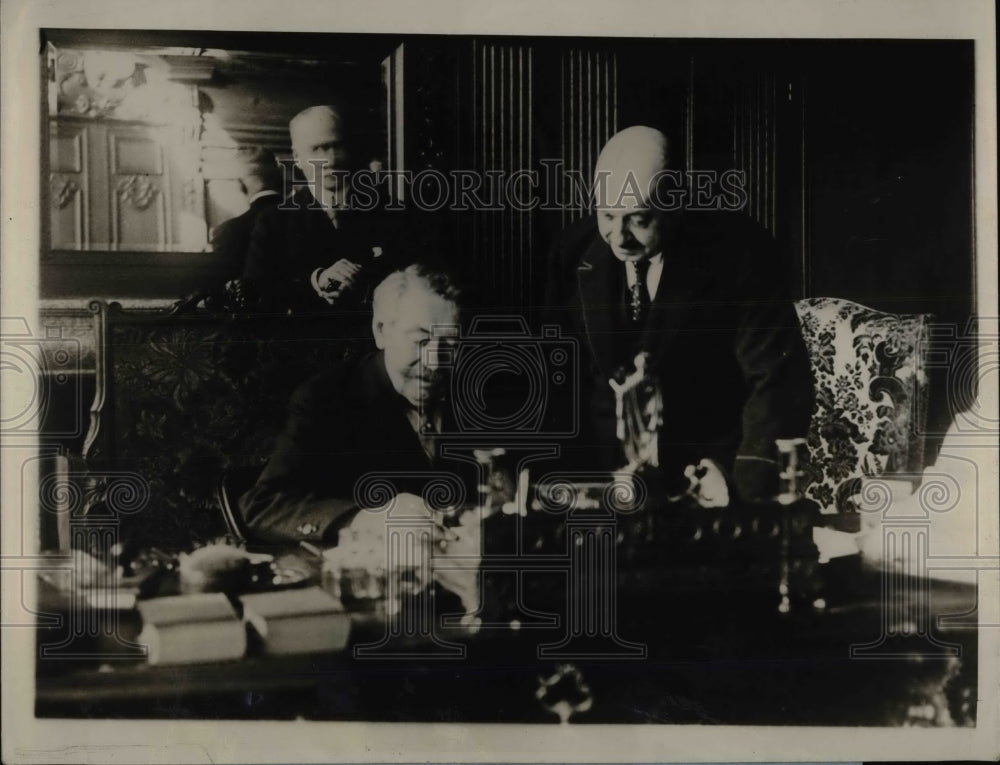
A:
[[341, 494, 481, 621], [683, 458, 730, 508], [432, 509, 482, 623], [178, 545, 274, 594]]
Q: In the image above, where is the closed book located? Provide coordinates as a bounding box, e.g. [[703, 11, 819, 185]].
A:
[[239, 586, 351, 655], [137, 593, 246, 665]]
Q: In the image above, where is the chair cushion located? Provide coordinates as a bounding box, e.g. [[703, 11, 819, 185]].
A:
[[794, 298, 930, 511]]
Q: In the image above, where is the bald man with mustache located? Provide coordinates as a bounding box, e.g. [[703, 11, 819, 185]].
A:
[[546, 126, 814, 505]]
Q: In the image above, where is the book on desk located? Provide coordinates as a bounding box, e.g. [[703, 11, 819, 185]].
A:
[[239, 586, 351, 656], [135, 587, 351, 664], [137, 592, 246, 666]]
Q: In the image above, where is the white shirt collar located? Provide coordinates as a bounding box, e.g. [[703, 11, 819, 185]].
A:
[[247, 189, 279, 206], [624, 253, 664, 299]]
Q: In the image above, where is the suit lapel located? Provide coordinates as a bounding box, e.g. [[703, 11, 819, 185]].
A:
[[576, 236, 624, 379], [358, 353, 434, 470], [575, 230, 708, 376], [642, 218, 711, 367]]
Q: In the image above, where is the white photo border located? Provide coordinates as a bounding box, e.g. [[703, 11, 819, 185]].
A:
[[2, 0, 997, 762]]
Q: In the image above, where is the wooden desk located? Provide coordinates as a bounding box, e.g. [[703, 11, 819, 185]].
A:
[[35, 554, 978, 725]]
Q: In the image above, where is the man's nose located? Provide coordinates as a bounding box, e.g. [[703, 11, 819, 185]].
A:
[[609, 217, 629, 240]]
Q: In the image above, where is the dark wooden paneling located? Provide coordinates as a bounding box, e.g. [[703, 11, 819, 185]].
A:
[[470, 41, 534, 311], [557, 48, 618, 226], [801, 41, 975, 455], [39, 37, 976, 352], [803, 41, 974, 325]]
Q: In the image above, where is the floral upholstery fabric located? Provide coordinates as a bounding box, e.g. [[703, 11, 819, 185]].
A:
[[794, 298, 931, 512]]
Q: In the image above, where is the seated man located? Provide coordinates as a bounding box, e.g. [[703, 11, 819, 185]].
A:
[[239, 263, 470, 544], [545, 126, 814, 504]]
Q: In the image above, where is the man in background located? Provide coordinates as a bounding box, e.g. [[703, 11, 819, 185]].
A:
[[210, 147, 283, 281], [243, 104, 399, 315], [545, 125, 814, 505]]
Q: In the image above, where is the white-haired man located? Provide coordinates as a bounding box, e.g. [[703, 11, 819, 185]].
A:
[[243, 104, 399, 316], [240, 263, 469, 543], [546, 125, 814, 505]]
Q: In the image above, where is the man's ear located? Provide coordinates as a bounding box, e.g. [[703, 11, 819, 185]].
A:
[[372, 317, 386, 349], [291, 148, 305, 176]]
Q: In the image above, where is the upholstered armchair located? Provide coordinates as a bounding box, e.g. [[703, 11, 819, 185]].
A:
[[794, 298, 932, 513]]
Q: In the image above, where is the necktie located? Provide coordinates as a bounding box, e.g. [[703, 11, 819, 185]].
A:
[[627, 259, 650, 325], [418, 412, 437, 462], [407, 406, 439, 462]]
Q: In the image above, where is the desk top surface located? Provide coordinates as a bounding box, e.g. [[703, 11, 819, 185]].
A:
[[35, 541, 980, 726]]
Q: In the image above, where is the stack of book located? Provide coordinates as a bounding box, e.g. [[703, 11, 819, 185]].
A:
[[137, 592, 246, 665], [239, 586, 351, 655]]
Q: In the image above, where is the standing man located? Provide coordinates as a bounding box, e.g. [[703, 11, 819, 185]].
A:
[[243, 104, 397, 315], [210, 147, 282, 281], [545, 126, 813, 504]]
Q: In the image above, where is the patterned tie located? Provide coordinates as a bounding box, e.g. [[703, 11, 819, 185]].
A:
[[407, 406, 439, 463], [418, 412, 437, 462], [627, 259, 650, 325]]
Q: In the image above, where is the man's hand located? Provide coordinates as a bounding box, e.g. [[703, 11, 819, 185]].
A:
[[315, 259, 363, 303], [683, 458, 730, 508], [431, 509, 482, 628]]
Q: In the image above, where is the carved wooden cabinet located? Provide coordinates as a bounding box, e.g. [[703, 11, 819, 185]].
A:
[[49, 117, 204, 251]]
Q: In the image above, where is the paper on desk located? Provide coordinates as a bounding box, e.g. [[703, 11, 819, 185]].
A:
[[36, 549, 112, 592], [84, 588, 138, 610], [813, 526, 860, 563], [829, 474, 980, 584], [431, 510, 482, 621]]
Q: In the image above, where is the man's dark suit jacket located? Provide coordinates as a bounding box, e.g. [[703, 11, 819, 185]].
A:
[[239, 351, 475, 544], [210, 192, 281, 281], [545, 210, 814, 501], [243, 187, 400, 315]]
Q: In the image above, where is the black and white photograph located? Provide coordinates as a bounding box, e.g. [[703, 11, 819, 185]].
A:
[[1, 0, 997, 762]]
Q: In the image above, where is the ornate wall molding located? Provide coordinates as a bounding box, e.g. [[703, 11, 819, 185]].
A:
[[50, 174, 81, 209], [116, 175, 160, 211]]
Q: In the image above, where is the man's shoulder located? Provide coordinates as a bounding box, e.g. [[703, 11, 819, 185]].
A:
[[558, 214, 599, 247], [294, 352, 384, 406], [673, 211, 794, 305], [250, 193, 281, 212], [675, 209, 773, 252], [255, 189, 320, 221], [552, 215, 600, 269], [209, 216, 236, 245], [248, 192, 329, 252]]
